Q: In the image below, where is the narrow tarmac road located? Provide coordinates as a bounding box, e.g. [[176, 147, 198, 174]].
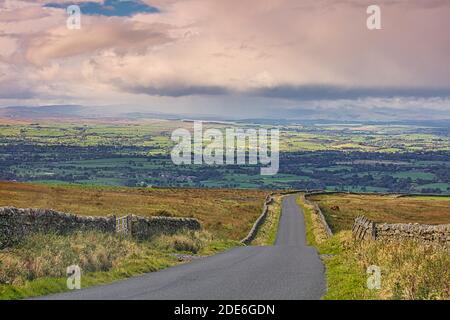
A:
[[40, 195, 326, 300]]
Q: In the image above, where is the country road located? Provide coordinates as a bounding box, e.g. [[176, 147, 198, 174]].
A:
[[40, 195, 326, 300]]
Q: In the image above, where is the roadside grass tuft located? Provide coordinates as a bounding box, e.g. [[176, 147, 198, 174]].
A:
[[354, 238, 450, 300], [0, 231, 144, 286], [151, 230, 212, 254], [0, 250, 176, 300]]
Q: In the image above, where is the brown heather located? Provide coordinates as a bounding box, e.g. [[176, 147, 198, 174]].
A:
[[309, 193, 450, 232], [0, 181, 267, 240], [352, 233, 450, 300]]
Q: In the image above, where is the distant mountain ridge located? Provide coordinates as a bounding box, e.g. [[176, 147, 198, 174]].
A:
[[1, 105, 449, 127], [0, 105, 87, 119]]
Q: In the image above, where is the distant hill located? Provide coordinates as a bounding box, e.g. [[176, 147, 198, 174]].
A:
[[1, 105, 449, 127], [0, 105, 87, 119], [0, 105, 188, 121]]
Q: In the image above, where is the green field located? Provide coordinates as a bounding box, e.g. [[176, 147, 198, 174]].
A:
[[1, 119, 449, 193]]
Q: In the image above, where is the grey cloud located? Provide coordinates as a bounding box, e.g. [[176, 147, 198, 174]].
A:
[[250, 85, 450, 101], [0, 83, 35, 99], [117, 83, 230, 97], [119, 81, 450, 101]]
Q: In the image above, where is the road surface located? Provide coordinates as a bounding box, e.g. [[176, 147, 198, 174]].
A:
[[40, 195, 326, 300]]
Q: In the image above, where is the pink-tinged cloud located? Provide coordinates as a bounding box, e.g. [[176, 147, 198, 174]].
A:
[[0, 0, 450, 118]]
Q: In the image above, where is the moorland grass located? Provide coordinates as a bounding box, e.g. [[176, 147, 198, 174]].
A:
[[0, 228, 236, 300], [309, 193, 450, 232], [0, 181, 266, 240], [0, 181, 268, 299]]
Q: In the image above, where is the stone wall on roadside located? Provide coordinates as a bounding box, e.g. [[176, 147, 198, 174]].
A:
[[0, 207, 115, 248], [130, 215, 202, 240], [376, 222, 450, 244], [0, 207, 203, 248], [240, 195, 273, 245], [352, 215, 450, 246], [303, 194, 333, 237]]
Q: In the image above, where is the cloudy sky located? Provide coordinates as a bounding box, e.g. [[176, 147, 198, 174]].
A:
[[1, 0, 450, 119]]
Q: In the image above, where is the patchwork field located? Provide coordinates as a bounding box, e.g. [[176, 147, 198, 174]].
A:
[[0, 181, 266, 240], [308, 193, 450, 232], [1, 119, 449, 193]]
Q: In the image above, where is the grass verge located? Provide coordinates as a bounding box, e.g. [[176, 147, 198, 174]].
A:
[[0, 229, 234, 300], [298, 195, 374, 299], [251, 195, 282, 246], [297, 195, 449, 300]]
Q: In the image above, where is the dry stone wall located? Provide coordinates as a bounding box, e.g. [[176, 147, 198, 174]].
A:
[[352, 215, 450, 246], [241, 195, 273, 245], [376, 222, 450, 244], [0, 207, 115, 248], [0, 206, 202, 248], [303, 193, 333, 237], [130, 215, 201, 240]]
